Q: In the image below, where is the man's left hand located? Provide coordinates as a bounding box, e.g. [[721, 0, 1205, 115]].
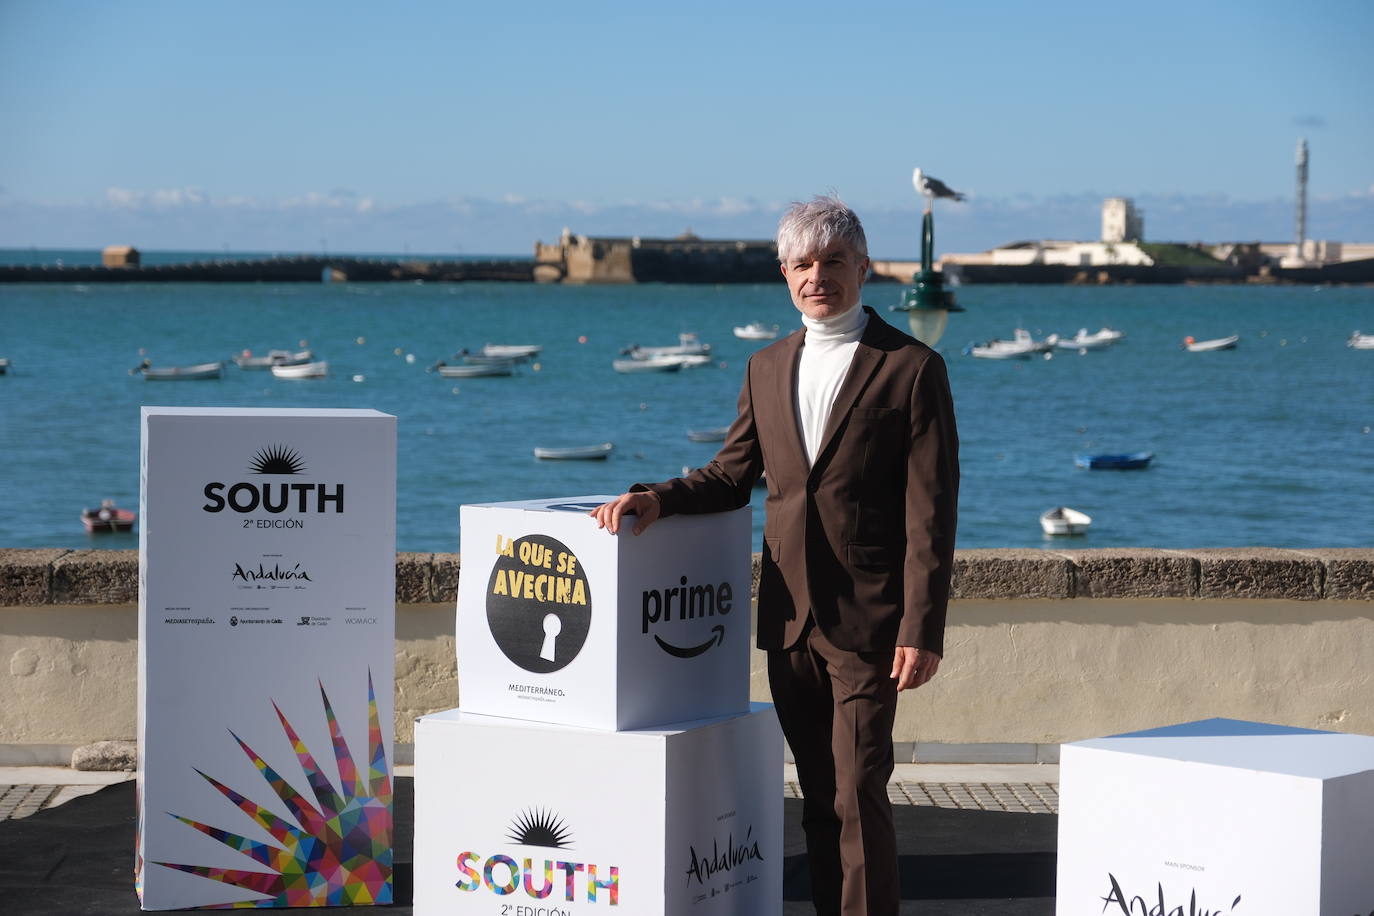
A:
[[891, 646, 940, 692]]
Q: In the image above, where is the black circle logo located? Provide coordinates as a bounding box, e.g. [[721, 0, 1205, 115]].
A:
[[486, 534, 591, 674]]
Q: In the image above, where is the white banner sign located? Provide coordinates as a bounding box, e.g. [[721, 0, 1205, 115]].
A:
[[137, 407, 396, 910]]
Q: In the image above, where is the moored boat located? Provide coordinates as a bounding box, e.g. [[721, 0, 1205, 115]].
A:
[[1056, 327, 1119, 351], [613, 356, 684, 373], [437, 363, 514, 378], [0, 357, 9, 375], [458, 354, 520, 367], [1040, 506, 1092, 535], [687, 426, 730, 442], [1182, 334, 1239, 352], [137, 360, 224, 380], [1074, 451, 1154, 470], [1347, 331, 1374, 350], [1013, 328, 1059, 353], [533, 442, 614, 460], [482, 344, 542, 359], [734, 321, 779, 340], [964, 339, 1035, 359], [82, 499, 136, 533], [233, 348, 313, 369], [624, 332, 711, 359], [270, 360, 328, 379]]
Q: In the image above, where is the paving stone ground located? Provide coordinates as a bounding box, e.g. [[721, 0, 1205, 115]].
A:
[[784, 780, 1059, 814], [3, 767, 1061, 820], [0, 785, 61, 820]]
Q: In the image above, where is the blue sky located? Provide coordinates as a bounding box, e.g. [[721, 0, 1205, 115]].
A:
[[1, 0, 1370, 256]]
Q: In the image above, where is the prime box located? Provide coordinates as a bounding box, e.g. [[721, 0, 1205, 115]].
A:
[[456, 497, 753, 730]]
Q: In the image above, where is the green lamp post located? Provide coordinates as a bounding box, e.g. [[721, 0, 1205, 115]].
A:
[[893, 168, 966, 346]]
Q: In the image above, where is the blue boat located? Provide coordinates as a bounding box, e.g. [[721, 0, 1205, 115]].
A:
[[1075, 451, 1154, 470]]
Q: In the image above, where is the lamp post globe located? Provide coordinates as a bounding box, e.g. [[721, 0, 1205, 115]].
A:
[[892, 201, 964, 347]]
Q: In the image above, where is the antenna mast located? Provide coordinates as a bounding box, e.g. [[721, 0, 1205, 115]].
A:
[[1295, 138, 1308, 253]]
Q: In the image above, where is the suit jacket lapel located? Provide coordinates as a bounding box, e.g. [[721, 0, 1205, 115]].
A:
[[770, 331, 809, 477]]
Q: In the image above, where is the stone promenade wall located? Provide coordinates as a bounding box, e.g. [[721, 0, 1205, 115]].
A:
[[2, 548, 1371, 766]]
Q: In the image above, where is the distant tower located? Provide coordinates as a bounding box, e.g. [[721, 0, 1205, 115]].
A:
[[1295, 138, 1309, 253], [1101, 198, 1143, 243]]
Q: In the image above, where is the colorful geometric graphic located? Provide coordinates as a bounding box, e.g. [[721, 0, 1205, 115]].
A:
[[155, 672, 392, 908]]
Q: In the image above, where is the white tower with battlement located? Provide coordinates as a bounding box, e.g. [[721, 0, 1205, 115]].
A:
[[1101, 198, 1143, 243]]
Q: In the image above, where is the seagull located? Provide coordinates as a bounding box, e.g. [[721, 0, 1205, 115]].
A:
[[912, 167, 966, 203]]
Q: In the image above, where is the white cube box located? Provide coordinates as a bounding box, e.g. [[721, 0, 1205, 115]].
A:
[[1057, 718, 1374, 916], [137, 408, 397, 910], [413, 704, 784, 916], [457, 496, 753, 731]]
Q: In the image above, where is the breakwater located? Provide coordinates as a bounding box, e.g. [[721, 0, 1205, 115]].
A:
[[0, 255, 534, 283]]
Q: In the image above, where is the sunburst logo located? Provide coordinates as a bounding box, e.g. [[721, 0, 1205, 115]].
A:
[[250, 444, 307, 475], [506, 808, 574, 849], [153, 672, 392, 907]]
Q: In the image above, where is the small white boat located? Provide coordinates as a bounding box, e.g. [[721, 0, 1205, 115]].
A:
[[966, 339, 1035, 359], [233, 348, 313, 369], [687, 427, 730, 442], [482, 344, 542, 359], [1056, 327, 1118, 351], [1183, 334, 1240, 352], [271, 360, 328, 379], [138, 360, 224, 380], [625, 332, 711, 359], [1040, 506, 1092, 535], [437, 363, 513, 378], [1347, 331, 1374, 350], [459, 354, 520, 367], [734, 321, 779, 340], [533, 442, 614, 460], [613, 356, 684, 373], [1014, 328, 1060, 353], [0, 358, 9, 375]]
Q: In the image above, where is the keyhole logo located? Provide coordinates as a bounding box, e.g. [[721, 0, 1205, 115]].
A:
[[540, 614, 562, 661], [486, 534, 591, 674]]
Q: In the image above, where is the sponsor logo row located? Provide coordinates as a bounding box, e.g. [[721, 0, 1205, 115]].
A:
[[160, 614, 380, 627]]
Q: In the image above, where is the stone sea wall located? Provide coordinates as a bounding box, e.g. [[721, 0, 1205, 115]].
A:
[[3, 547, 1372, 767]]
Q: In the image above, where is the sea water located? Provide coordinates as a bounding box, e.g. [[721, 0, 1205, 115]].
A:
[[2, 277, 1371, 552]]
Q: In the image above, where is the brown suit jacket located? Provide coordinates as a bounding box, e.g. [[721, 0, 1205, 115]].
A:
[[637, 307, 959, 655]]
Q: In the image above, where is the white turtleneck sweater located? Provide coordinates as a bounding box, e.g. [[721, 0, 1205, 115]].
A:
[[796, 304, 869, 465]]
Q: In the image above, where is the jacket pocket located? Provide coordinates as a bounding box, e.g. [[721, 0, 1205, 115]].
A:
[[846, 543, 892, 571], [851, 407, 899, 420]]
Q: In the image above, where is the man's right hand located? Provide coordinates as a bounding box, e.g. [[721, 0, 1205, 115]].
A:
[[589, 491, 661, 535]]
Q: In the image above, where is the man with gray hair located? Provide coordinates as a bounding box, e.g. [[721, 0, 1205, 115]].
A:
[[592, 195, 959, 915]]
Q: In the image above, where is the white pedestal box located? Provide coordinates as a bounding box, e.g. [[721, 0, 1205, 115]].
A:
[[413, 704, 783, 916], [137, 408, 397, 910], [1056, 719, 1374, 916], [457, 496, 753, 731]]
